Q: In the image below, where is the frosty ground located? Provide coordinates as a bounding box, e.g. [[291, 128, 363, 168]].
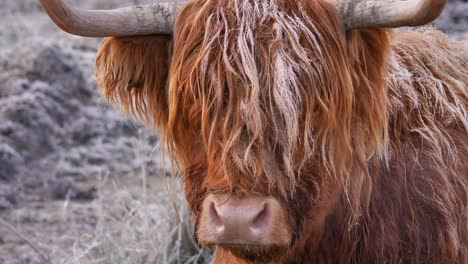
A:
[[0, 0, 466, 264]]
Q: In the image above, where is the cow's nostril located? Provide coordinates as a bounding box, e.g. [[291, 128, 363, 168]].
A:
[[251, 203, 269, 230]]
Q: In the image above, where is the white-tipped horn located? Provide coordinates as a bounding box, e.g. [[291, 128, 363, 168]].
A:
[[339, 0, 447, 30], [38, 0, 185, 37]]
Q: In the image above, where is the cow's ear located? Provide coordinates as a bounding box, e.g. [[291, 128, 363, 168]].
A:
[[95, 36, 171, 126]]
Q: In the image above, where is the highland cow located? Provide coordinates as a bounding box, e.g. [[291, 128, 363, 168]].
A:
[[39, 0, 467, 263]]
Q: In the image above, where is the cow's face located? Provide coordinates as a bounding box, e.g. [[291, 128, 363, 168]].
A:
[[168, 0, 353, 261], [96, 0, 389, 262]]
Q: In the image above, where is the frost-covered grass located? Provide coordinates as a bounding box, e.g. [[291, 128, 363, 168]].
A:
[[0, 126, 214, 263], [0, 126, 210, 264], [1, 154, 212, 264], [53, 177, 212, 264], [52, 139, 213, 264]]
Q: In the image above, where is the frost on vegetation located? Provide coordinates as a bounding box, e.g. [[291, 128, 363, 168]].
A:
[[53, 179, 213, 264], [0, 29, 164, 192], [1, 176, 213, 264]]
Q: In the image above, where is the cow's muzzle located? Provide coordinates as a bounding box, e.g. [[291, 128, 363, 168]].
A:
[[197, 194, 291, 250]]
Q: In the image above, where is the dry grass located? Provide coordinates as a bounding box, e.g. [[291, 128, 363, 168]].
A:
[[1, 172, 213, 264], [54, 177, 212, 264], [57, 137, 213, 263], [0, 135, 212, 264]]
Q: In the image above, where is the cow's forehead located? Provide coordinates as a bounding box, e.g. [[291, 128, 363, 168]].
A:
[[167, 0, 352, 193]]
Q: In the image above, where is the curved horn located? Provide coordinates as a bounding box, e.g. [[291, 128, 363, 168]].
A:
[[38, 0, 184, 37], [340, 0, 447, 30]]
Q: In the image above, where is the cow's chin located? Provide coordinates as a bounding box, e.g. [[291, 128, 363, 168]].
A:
[[218, 244, 289, 263]]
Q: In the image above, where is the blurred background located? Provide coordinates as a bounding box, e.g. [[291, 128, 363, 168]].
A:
[[0, 0, 466, 263]]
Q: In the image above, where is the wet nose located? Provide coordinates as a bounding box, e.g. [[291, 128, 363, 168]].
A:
[[198, 194, 290, 246]]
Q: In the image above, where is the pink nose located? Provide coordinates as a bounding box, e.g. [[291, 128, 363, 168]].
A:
[[198, 194, 291, 246]]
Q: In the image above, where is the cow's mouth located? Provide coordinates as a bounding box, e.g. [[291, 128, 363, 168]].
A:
[[218, 244, 289, 263]]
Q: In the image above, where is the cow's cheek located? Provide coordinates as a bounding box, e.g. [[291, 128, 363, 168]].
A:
[[293, 176, 342, 252], [182, 173, 208, 234]]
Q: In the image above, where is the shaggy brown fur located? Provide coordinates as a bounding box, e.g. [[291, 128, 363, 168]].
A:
[[95, 0, 467, 263]]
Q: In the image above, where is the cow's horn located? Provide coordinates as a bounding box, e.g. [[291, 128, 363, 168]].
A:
[[38, 0, 184, 37], [340, 0, 447, 30]]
